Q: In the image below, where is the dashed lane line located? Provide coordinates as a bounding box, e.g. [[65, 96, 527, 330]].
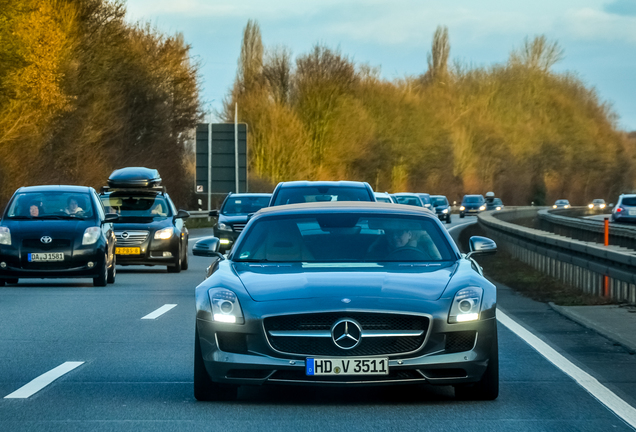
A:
[[141, 304, 177, 320], [4, 361, 84, 399]]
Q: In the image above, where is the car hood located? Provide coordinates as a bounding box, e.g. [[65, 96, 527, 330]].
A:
[[233, 262, 457, 302], [218, 214, 249, 224], [2, 219, 89, 240]]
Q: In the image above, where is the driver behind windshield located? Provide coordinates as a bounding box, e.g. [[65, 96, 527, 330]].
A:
[[65, 197, 84, 215]]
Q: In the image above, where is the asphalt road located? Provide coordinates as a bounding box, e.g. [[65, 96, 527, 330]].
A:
[[1, 216, 635, 431]]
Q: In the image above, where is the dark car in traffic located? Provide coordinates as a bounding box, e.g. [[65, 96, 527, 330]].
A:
[[99, 167, 190, 273], [0, 185, 117, 286], [193, 202, 499, 401], [612, 194, 636, 223], [431, 195, 452, 223], [459, 195, 486, 218], [269, 181, 375, 206], [486, 198, 504, 211], [210, 193, 271, 253], [374, 192, 395, 203], [553, 199, 570, 209], [417, 193, 432, 209]]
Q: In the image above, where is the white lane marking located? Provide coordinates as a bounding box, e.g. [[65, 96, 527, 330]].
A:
[[4, 361, 84, 399], [141, 304, 177, 320], [497, 310, 636, 428]]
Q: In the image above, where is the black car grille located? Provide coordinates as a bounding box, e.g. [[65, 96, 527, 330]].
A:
[[269, 369, 424, 382], [264, 312, 429, 356], [232, 223, 247, 232], [115, 230, 148, 246], [22, 239, 71, 250], [445, 331, 477, 353]]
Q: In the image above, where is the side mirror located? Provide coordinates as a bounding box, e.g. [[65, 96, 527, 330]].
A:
[[175, 209, 190, 219], [466, 236, 497, 258], [103, 213, 118, 223], [209, 209, 219, 217], [193, 237, 224, 259], [609, 203, 614, 208]]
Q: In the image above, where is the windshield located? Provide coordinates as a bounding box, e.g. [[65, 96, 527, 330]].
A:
[[493, 198, 503, 205], [556, 200, 569, 205], [592, 199, 605, 204], [100, 195, 171, 218], [273, 186, 371, 206], [394, 196, 422, 206], [7, 192, 94, 220], [375, 196, 392, 203], [431, 197, 448, 206], [418, 195, 431, 205], [233, 214, 455, 263], [222, 196, 271, 215], [463, 196, 484, 204]]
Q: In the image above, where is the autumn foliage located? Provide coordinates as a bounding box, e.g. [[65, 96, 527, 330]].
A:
[[0, 0, 200, 206], [224, 21, 634, 205]]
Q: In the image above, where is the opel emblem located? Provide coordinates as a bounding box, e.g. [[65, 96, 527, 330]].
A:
[[331, 319, 362, 350], [121, 232, 129, 239], [40, 236, 52, 244]]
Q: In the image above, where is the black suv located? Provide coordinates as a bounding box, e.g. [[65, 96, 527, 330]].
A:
[[99, 167, 190, 272], [269, 181, 375, 206], [210, 193, 271, 253]]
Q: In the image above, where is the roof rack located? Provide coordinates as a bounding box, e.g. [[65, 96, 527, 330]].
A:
[[106, 167, 162, 189]]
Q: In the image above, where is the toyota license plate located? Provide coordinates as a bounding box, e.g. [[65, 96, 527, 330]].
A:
[[306, 358, 389, 376], [28, 252, 64, 262], [116, 247, 140, 255]]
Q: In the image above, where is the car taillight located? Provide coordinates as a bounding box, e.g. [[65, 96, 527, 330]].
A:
[[617, 207, 623, 212]]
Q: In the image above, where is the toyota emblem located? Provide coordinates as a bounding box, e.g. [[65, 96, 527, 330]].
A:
[[40, 236, 52, 244], [121, 232, 129, 239], [331, 319, 362, 350]]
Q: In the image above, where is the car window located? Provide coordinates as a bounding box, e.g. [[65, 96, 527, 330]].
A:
[[234, 214, 454, 263], [621, 197, 636, 206], [394, 196, 423, 206], [100, 195, 172, 218], [375, 196, 392, 203], [7, 192, 94, 219], [273, 187, 372, 206], [222, 196, 271, 215], [463, 196, 484, 204], [431, 197, 448, 206], [418, 195, 431, 205]]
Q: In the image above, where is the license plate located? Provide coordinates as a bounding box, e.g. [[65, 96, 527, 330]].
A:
[[116, 247, 140, 255], [629, 210, 636, 216], [28, 252, 64, 262], [306, 358, 389, 376]]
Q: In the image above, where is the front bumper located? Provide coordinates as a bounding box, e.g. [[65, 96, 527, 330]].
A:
[[116, 234, 181, 266], [196, 314, 497, 387], [0, 246, 106, 279]]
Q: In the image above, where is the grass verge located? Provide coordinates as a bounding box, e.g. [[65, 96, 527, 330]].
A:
[[458, 223, 615, 306]]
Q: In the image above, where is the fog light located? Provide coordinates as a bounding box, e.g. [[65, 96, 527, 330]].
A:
[[162, 251, 172, 257], [0, 262, 6, 269], [87, 262, 94, 268]]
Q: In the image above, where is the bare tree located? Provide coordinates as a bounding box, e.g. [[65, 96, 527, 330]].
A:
[[237, 19, 263, 94], [263, 45, 292, 105], [509, 35, 564, 72], [423, 26, 450, 83]]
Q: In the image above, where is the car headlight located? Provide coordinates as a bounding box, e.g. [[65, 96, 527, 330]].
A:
[[449, 287, 483, 323], [460, 206, 465, 211], [479, 205, 486, 211], [588, 204, 594, 209], [600, 204, 606, 209], [218, 222, 232, 231], [496, 206, 501, 211], [565, 205, 570, 208], [442, 208, 448, 214], [154, 227, 173, 240], [209, 288, 244, 324], [0, 227, 11, 245], [553, 205, 557, 208], [82, 227, 101, 245]]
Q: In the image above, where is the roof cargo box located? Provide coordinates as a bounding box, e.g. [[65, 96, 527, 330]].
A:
[[107, 167, 162, 188]]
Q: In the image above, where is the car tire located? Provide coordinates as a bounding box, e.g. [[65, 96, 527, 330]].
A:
[[181, 241, 189, 271], [167, 244, 182, 273], [460, 214, 465, 219], [93, 254, 108, 287], [107, 254, 116, 284], [194, 327, 238, 401], [446, 215, 452, 224], [455, 328, 499, 400]]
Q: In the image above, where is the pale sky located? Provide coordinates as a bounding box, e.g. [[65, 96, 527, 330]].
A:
[[126, 0, 636, 130]]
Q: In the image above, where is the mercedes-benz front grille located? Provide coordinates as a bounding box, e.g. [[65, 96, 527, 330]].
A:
[[264, 312, 429, 356], [232, 223, 247, 232], [115, 230, 149, 246]]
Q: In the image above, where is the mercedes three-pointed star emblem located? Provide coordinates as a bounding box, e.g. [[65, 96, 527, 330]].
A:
[[331, 318, 362, 350]]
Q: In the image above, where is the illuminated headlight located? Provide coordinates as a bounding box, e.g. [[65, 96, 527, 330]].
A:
[[496, 206, 502, 211], [449, 287, 483, 323], [553, 205, 557, 208], [565, 205, 570, 208], [209, 288, 244, 324], [154, 227, 173, 240], [442, 208, 448, 214], [0, 227, 11, 245], [600, 204, 606, 209], [588, 204, 594, 209], [82, 227, 101, 245], [479, 205, 486, 211], [460, 206, 465, 211], [218, 222, 232, 231]]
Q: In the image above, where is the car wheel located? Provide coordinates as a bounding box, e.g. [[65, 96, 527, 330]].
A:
[[446, 215, 452, 224], [107, 254, 116, 284], [460, 214, 465, 219], [181, 240, 189, 271], [167, 244, 182, 273], [93, 254, 108, 287], [455, 328, 499, 400], [194, 327, 238, 401]]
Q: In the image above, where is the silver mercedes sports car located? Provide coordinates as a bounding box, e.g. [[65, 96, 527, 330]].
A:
[[193, 202, 498, 401]]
